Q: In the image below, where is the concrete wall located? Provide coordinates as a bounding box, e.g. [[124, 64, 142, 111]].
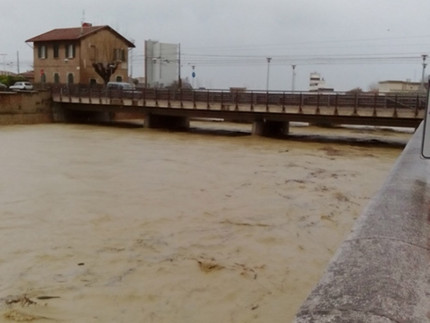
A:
[[0, 91, 52, 124], [295, 123, 430, 322]]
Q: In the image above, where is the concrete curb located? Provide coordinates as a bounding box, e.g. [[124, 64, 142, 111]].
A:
[[295, 123, 430, 322]]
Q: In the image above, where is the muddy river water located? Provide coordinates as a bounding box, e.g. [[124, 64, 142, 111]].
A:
[[0, 122, 412, 322]]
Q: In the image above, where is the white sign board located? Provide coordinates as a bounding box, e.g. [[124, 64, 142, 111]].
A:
[[422, 83, 430, 158]]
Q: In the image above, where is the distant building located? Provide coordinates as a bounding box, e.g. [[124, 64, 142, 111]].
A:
[[309, 72, 334, 92], [145, 40, 179, 88], [378, 80, 422, 93], [26, 24, 135, 85]]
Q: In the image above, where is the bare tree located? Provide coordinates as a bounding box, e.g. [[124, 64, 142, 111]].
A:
[[91, 36, 127, 84], [92, 62, 119, 84]]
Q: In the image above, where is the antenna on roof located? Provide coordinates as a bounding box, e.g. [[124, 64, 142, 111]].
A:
[[80, 10, 86, 35]]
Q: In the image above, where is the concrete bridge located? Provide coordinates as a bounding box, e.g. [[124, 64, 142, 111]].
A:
[[52, 87, 425, 134]]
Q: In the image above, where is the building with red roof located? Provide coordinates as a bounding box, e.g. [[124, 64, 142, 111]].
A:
[[26, 23, 135, 85]]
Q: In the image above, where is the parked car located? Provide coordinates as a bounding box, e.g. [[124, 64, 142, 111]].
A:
[[0, 82, 7, 91], [9, 81, 33, 91], [106, 81, 140, 98]]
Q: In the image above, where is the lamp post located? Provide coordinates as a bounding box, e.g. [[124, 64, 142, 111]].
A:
[[421, 54, 428, 93], [291, 64, 296, 92], [266, 57, 272, 91]]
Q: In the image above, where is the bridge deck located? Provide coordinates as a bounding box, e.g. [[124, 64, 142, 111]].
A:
[[52, 88, 425, 128]]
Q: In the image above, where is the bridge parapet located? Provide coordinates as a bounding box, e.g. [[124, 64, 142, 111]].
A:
[[295, 123, 430, 322], [51, 86, 425, 129]]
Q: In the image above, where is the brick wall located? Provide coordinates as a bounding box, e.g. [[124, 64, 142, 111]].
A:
[[0, 91, 53, 124]]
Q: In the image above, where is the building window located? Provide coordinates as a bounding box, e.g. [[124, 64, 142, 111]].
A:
[[54, 73, 60, 84], [116, 76, 122, 82], [66, 44, 75, 59], [67, 73, 74, 85], [38, 45, 47, 59], [113, 48, 126, 62], [41, 73, 46, 83], [90, 79, 97, 87], [53, 44, 59, 58]]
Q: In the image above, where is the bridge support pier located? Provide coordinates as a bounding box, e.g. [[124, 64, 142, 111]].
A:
[[144, 114, 190, 130], [252, 120, 289, 137]]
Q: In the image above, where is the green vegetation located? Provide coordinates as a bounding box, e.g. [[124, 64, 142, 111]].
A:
[[0, 75, 26, 86]]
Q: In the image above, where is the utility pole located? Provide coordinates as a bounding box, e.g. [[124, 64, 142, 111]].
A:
[[291, 64, 296, 91], [16, 51, 20, 74], [421, 54, 428, 93], [266, 57, 272, 91], [0, 54, 6, 74], [178, 43, 182, 88]]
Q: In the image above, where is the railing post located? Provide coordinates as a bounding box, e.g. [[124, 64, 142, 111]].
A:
[[235, 91, 239, 111], [316, 93, 320, 114], [142, 88, 146, 107], [193, 90, 196, 109], [299, 93, 303, 113], [168, 89, 171, 107], [180, 88, 184, 108], [220, 90, 224, 110], [155, 88, 159, 107], [373, 93, 378, 117], [334, 93, 339, 115], [282, 92, 286, 112], [415, 94, 419, 117], [393, 94, 398, 118], [266, 91, 269, 112], [250, 91, 254, 111], [353, 93, 358, 115], [207, 90, 210, 109]]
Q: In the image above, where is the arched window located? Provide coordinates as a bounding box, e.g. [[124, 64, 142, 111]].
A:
[[40, 73, 46, 84], [54, 73, 60, 84], [67, 73, 74, 85]]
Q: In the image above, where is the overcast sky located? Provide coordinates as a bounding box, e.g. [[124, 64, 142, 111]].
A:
[[2, 0, 430, 91]]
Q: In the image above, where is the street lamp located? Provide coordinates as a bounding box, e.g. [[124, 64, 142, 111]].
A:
[[291, 64, 296, 92], [421, 54, 428, 92], [266, 57, 272, 91]]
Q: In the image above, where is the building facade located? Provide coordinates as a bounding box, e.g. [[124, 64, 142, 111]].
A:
[[145, 40, 179, 88], [309, 72, 334, 92], [377, 80, 422, 93], [26, 24, 135, 85]]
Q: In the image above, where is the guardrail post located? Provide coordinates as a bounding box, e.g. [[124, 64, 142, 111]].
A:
[[207, 90, 210, 109], [142, 88, 146, 107], [266, 91, 269, 111], [168, 90, 171, 107], [180, 89, 184, 108]]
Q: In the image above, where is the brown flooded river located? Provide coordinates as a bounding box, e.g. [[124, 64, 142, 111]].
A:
[[0, 122, 412, 322]]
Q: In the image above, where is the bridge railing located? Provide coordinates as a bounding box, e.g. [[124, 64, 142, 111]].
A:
[[52, 85, 426, 112]]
